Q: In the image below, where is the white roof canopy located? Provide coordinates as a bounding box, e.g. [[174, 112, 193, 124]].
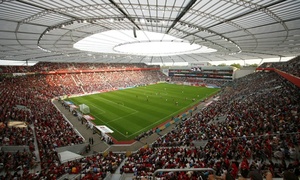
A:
[[0, 0, 299, 65]]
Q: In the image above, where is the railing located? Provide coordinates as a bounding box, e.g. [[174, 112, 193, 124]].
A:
[[119, 173, 126, 180], [0, 145, 29, 152], [103, 172, 112, 180], [153, 168, 215, 179]]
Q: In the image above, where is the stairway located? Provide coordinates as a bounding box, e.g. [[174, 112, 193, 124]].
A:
[[110, 157, 128, 180], [29, 124, 41, 174]]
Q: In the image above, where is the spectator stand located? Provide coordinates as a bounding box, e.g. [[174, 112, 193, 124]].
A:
[[58, 150, 126, 180], [0, 62, 165, 179], [1, 61, 299, 179], [0, 145, 39, 178], [0, 119, 41, 178], [121, 71, 300, 179], [154, 92, 217, 136]]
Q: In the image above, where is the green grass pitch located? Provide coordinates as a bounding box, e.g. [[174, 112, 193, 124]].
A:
[[68, 83, 219, 141]]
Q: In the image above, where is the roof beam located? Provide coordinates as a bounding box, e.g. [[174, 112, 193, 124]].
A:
[[166, 0, 197, 34], [17, 0, 77, 20], [108, 0, 141, 30], [207, 0, 288, 29]]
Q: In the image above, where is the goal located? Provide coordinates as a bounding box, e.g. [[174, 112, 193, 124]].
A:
[[79, 104, 90, 114]]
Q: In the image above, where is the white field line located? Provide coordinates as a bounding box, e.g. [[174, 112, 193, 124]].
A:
[[128, 104, 190, 136], [75, 97, 106, 114], [73, 98, 128, 137], [88, 95, 141, 137], [87, 103, 106, 114], [74, 87, 214, 138], [95, 95, 195, 138], [92, 96, 138, 113], [90, 113, 128, 137], [74, 95, 139, 137], [106, 111, 138, 124]]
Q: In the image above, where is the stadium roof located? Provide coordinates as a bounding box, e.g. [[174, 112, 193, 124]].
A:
[[0, 0, 299, 65]]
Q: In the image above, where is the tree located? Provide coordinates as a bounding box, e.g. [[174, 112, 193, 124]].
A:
[[218, 63, 227, 66], [230, 63, 241, 69], [248, 63, 258, 67]]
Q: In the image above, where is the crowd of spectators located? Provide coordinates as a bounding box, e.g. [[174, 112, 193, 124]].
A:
[[0, 62, 159, 74], [71, 152, 125, 180], [135, 129, 155, 141], [0, 126, 34, 146], [0, 62, 165, 179], [0, 150, 37, 174], [0, 74, 85, 178], [258, 56, 300, 77], [170, 77, 230, 87], [122, 71, 300, 179], [0, 150, 125, 180], [0, 59, 299, 179], [70, 70, 165, 93]]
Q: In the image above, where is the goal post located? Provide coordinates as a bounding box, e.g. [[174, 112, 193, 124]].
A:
[[79, 104, 90, 114]]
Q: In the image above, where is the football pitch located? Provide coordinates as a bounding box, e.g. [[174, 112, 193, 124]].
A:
[[68, 83, 219, 141]]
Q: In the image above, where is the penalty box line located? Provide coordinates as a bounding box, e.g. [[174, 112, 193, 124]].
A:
[[93, 96, 138, 113], [75, 96, 106, 114], [128, 104, 191, 137], [106, 111, 138, 124]]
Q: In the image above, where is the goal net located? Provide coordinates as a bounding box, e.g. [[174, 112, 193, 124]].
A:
[[79, 104, 90, 114]]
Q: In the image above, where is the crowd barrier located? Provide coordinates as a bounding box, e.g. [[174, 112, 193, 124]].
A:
[[155, 109, 193, 133]]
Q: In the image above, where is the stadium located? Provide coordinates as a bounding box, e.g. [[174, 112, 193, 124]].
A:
[[0, 0, 300, 180]]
